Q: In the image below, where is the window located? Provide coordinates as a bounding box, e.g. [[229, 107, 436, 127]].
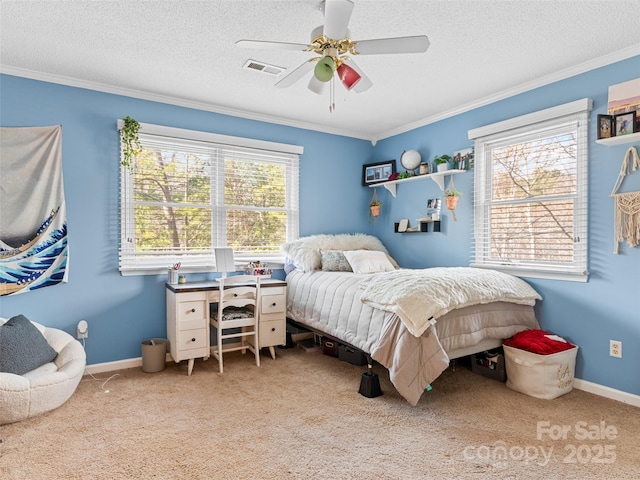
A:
[[468, 99, 592, 282], [119, 122, 302, 275]]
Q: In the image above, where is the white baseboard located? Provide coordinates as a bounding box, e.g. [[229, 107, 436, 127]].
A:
[[84, 358, 639, 408], [84, 354, 173, 375], [573, 379, 640, 408]]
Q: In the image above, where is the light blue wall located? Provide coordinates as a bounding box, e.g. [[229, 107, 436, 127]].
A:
[[373, 55, 640, 396], [1, 54, 639, 398], [0, 74, 374, 364]]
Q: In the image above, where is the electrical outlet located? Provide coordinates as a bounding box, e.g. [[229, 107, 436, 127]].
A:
[[77, 320, 88, 340], [609, 340, 622, 358]]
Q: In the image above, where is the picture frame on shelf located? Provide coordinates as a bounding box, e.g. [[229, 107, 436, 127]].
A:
[[614, 112, 636, 136], [453, 147, 474, 170], [362, 160, 396, 186], [597, 114, 615, 139]]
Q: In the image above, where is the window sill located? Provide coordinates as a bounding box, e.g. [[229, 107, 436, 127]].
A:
[[470, 264, 588, 283], [120, 260, 285, 276]]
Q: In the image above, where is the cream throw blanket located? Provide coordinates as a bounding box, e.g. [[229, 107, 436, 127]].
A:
[[360, 267, 542, 337]]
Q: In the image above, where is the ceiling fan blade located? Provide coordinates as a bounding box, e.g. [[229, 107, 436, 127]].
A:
[[323, 0, 354, 40], [353, 35, 430, 55], [342, 58, 372, 93], [236, 39, 309, 51], [275, 60, 315, 88]]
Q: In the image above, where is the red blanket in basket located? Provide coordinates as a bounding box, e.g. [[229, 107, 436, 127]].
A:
[[504, 329, 575, 355]]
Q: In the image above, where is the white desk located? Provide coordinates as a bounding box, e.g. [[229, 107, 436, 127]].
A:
[[166, 279, 287, 375]]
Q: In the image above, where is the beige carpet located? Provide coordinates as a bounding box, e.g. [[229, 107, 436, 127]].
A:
[[1, 346, 638, 480]]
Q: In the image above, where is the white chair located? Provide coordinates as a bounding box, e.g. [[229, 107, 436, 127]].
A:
[[0, 317, 86, 425], [210, 275, 261, 373]]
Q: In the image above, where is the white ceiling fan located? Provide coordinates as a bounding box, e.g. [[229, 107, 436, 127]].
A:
[[236, 0, 430, 110]]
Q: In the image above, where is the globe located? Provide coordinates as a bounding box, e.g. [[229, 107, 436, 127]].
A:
[[400, 150, 421, 172]]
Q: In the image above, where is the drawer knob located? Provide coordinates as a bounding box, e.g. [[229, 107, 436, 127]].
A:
[[271, 302, 276, 307], [191, 338, 196, 342], [271, 327, 276, 332], [190, 308, 196, 313]]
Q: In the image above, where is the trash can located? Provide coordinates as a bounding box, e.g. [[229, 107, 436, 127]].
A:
[[141, 338, 167, 373]]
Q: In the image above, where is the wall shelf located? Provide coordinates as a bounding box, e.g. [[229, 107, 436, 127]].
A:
[[394, 220, 441, 233], [370, 169, 465, 197], [595, 132, 640, 146]]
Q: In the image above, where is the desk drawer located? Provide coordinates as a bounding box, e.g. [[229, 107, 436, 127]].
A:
[[177, 301, 206, 330], [261, 294, 285, 314], [260, 319, 286, 347], [178, 328, 208, 351]]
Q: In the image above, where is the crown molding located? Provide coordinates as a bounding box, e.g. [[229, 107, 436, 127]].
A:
[[0, 65, 374, 142], [373, 44, 640, 142], [3, 43, 638, 144]]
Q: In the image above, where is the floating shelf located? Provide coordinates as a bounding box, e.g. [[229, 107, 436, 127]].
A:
[[394, 220, 441, 233], [370, 169, 465, 197], [595, 132, 640, 146]]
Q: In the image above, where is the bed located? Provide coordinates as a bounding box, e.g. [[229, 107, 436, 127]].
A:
[[282, 234, 541, 405]]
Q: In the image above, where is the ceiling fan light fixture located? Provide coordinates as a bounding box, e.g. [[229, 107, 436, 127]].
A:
[[307, 75, 326, 94], [314, 56, 335, 82], [336, 62, 361, 90]]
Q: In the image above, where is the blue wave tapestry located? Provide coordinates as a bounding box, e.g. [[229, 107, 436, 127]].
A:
[[0, 125, 69, 296]]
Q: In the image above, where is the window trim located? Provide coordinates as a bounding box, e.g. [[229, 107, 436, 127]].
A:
[[468, 99, 592, 282], [117, 121, 302, 276]]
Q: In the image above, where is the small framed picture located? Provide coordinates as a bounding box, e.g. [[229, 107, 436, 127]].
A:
[[453, 147, 474, 170], [597, 114, 615, 139], [614, 112, 636, 136], [362, 160, 397, 186]]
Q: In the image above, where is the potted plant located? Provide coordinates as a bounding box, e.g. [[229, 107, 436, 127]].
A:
[[369, 189, 381, 224], [444, 187, 462, 221], [370, 199, 381, 217], [120, 116, 141, 171], [434, 154, 452, 173]]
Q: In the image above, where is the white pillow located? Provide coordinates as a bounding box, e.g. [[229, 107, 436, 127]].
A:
[[343, 250, 396, 274]]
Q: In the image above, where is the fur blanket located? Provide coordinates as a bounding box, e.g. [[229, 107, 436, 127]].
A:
[[281, 233, 397, 272]]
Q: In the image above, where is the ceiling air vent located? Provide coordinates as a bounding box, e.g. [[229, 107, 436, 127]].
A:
[[243, 59, 284, 76]]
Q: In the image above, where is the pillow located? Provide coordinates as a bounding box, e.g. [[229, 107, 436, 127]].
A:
[[281, 234, 398, 272], [321, 250, 353, 272], [0, 314, 58, 375], [343, 250, 396, 274]]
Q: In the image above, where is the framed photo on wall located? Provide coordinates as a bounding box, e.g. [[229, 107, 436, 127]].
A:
[[362, 160, 396, 186], [614, 112, 636, 136], [597, 114, 615, 139]]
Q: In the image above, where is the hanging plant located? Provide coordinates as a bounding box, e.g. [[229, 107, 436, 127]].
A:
[[369, 188, 381, 224], [120, 116, 141, 170], [444, 181, 462, 222]]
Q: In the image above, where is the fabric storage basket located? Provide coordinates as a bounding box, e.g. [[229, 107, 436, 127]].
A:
[[503, 344, 578, 399]]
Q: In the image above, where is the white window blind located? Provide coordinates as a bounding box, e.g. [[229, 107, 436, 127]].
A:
[[468, 99, 591, 282], [118, 122, 301, 275]]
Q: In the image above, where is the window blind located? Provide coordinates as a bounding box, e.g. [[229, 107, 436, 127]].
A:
[[469, 100, 591, 282], [119, 122, 301, 275]]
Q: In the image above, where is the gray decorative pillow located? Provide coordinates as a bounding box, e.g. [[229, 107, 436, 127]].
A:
[[0, 314, 58, 375]]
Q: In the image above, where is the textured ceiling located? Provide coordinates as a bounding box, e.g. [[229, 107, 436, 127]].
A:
[[1, 0, 640, 141]]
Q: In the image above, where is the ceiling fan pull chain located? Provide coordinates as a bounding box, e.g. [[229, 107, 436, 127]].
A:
[[329, 75, 335, 112]]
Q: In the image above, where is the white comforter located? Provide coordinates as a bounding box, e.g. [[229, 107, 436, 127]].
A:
[[286, 269, 540, 405], [359, 267, 542, 337]]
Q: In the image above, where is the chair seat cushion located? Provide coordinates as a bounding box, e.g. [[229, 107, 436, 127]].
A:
[[0, 314, 58, 375], [217, 307, 255, 321]]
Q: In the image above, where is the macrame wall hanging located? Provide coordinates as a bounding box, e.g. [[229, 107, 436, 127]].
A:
[[610, 146, 640, 254]]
